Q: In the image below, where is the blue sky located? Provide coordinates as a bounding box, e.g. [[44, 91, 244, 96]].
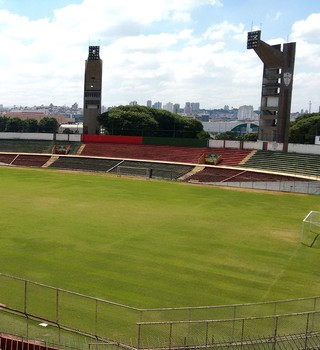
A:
[[0, 0, 319, 112]]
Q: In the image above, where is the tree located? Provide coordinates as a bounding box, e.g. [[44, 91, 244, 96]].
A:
[[215, 131, 243, 140], [24, 119, 39, 132], [289, 113, 320, 144], [98, 105, 206, 139], [39, 117, 59, 133], [243, 132, 258, 141], [0, 116, 9, 132], [6, 118, 24, 132]]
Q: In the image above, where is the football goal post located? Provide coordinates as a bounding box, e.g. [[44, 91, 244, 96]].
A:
[[301, 211, 320, 247]]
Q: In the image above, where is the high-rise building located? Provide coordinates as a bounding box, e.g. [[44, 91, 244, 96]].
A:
[[184, 102, 191, 115], [147, 100, 152, 108], [153, 101, 162, 109], [129, 101, 138, 106], [83, 46, 103, 135], [237, 105, 254, 120], [191, 102, 200, 113], [163, 102, 173, 113], [173, 104, 180, 114]]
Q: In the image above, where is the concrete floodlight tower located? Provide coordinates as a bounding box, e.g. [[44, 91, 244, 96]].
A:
[[83, 46, 103, 134], [247, 31, 296, 151]]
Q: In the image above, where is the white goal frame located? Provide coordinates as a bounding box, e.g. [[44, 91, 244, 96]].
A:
[[301, 211, 320, 247]]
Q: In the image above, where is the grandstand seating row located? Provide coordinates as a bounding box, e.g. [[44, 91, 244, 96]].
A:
[[242, 150, 320, 177], [0, 140, 82, 155], [0, 152, 311, 185], [1, 140, 320, 180], [187, 167, 302, 183], [80, 142, 251, 166], [0, 154, 51, 167]]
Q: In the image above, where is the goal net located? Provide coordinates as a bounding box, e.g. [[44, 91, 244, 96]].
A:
[[301, 211, 320, 247]]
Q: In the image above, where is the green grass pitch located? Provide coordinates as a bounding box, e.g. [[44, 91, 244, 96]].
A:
[[1, 166, 320, 335]]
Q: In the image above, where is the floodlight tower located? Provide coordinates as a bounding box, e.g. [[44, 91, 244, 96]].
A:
[[247, 31, 296, 151], [83, 46, 103, 134]]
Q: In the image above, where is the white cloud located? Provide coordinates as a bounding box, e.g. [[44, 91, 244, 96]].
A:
[[0, 1, 319, 113], [291, 13, 320, 42], [203, 21, 246, 42]]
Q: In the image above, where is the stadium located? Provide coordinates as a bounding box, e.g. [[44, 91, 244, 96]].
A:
[[1, 135, 320, 350]]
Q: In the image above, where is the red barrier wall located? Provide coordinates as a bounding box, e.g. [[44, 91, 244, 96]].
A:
[[83, 135, 143, 144], [1, 334, 56, 350]]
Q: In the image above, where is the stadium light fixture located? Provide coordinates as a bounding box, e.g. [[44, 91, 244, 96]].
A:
[[247, 30, 261, 49]]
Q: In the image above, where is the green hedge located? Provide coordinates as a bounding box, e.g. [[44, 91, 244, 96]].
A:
[[143, 137, 208, 147]]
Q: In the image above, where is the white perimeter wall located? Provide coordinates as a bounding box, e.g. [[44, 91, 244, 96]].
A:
[[0, 132, 81, 142], [0, 133, 319, 155], [209, 139, 320, 155]]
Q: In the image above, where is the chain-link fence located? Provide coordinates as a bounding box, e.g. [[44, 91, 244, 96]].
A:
[[137, 311, 320, 349], [0, 307, 111, 350], [2, 273, 320, 349]]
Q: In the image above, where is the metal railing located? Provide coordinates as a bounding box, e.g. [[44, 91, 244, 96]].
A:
[[2, 273, 320, 347], [137, 310, 320, 349]]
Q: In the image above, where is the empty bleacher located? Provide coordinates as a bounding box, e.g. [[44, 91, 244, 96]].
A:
[[242, 150, 320, 177], [0, 140, 82, 154], [108, 160, 194, 180], [0, 153, 51, 167], [81, 143, 251, 166], [48, 156, 193, 180], [0, 153, 17, 165], [49, 156, 121, 172], [186, 167, 302, 183]]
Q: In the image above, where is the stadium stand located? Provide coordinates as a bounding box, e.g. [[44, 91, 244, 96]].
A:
[[0, 153, 17, 165], [11, 154, 51, 167], [0, 153, 51, 167], [0, 333, 55, 350], [108, 160, 194, 179], [186, 167, 304, 183], [47, 156, 193, 180], [0, 140, 82, 154], [80, 143, 251, 165], [49, 156, 121, 172], [242, 150, 320, 177]]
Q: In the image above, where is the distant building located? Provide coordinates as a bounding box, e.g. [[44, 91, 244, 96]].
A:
[[147, 100, 152, 108], [83, 46, 103, 135], [203, 121, 259, 136], [237, 105, 255, 120], [5, 111, 75, 124], [191, 102, 200, 113], [184, 102, 191, 115], [129, 101, 138, 106], [184, 102, 200, 115], [59, 122, 83, 134], [153, 101, 162, 109], [173, 104, 180, 114], [163, 102, 173, 113]]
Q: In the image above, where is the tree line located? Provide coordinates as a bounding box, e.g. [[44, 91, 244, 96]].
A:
[[0, 116, 59, 133], [1, 109, 319, 144], [98, 105, 209, 139]]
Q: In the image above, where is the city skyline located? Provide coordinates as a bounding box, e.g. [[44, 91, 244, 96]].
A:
[[0, 0, 319, 113]]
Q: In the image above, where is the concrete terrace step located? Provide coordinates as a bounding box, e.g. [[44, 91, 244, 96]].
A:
[[81, 143, 252, 166], [242, 150, 320, 177]]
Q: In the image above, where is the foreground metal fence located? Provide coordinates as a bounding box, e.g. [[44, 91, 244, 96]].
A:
[[137, 310, 320, 349], [2, 306, 320, 350], [2, 273, 320, 349]]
